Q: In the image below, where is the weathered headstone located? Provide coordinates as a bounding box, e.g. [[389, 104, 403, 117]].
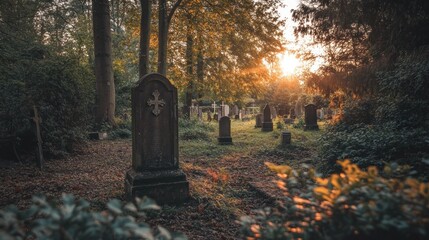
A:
[[304, 104, 319, 131], [290, 108, 296, 119], [213, 113, 219, 121], [255, 113, 262, 128], [281, 131, 291, 146], [270, 106, 277, 119], [233, 105, 239, 119], [218, 116, 232, 145], [125, 73, 189, 204], [207, 111, 212, 122], [295, 100, 304, 118], [198, 107, 203, 121], [262, 104, 273, 132]]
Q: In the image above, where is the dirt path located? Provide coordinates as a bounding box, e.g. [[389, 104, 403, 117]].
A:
[[0, 121, 321, 239]]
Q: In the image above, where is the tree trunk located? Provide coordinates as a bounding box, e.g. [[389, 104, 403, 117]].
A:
[[92, 0, 115, 127], [158, 0, 168, 75], [183, 13, 193, 118], [139, 0, 151, 78]]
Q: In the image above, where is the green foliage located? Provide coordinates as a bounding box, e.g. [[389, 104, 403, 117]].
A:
[[320, 53, 429, 173], [275, 118, 285, 130], [0, 194, 186, 240], [292, 118, 305, 129], [0, 42, 94, 157], [241, 161, 429, 240], [320, 124, 428, 173], [178, 117, 214, 141]]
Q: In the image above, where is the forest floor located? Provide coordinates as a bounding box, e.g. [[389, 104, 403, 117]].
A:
[[0, 120, 323, 239]]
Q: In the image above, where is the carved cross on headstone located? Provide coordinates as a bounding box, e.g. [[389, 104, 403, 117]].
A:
[[147, 90, 165, 116]]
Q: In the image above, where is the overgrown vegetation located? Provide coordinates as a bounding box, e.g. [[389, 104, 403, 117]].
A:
[[0, 194, 186, 240], [241, 160, 429, 240], [178, 117, 214, 141], [0, 43, 94, 157], [320, 53, 429, 174]]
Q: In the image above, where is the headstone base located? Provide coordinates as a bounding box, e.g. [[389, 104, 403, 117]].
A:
[[262, 122, 273, 132], [218, 137, 233, 145], [125, 169, 189, 205], [304, 124, 319, 131]]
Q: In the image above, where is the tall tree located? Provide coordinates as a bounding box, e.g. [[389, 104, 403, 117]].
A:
[[92, 0, 116, 126], [292, 0, 429, 95], [158, 0, 184, 75], [139, 0, 152, 78]]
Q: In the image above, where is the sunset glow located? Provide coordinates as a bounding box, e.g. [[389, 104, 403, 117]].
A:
[[279, 53, 301, 76]]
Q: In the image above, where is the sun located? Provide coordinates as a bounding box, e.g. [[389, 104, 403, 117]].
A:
[[278, 53, 301, 76]]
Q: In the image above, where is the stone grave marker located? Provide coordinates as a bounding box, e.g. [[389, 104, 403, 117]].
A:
[[270, 106, 277, 119], [290, 108, 296, 119], [304, 104, 319, 131], [125, 73, 189, 204], [213, 113, 219, 121], [262, 104, 273, 132], [207, 111, 212, 122], [255, 113, 262, 128], [281, 131, 291, 146], [295, 100, 303, 118], [218, 116, 232, 145], [234, 105, 239, 120], [198, 107, 203, 121]]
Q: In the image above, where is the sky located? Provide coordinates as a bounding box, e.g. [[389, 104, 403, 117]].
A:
[[277, 0, 325, 74], [279, 0, 301, 42]]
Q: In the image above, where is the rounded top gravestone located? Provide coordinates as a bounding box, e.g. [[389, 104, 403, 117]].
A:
[[131, 73, 178, 171]]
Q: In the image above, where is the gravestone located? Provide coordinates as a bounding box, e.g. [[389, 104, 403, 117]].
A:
[[207, 111, 212, 122], [213, 113, 219, 121], [281, 131, 291, 146], [290, 108, 296, 119], [262, 104, 273, 132], [198, 107, 203, 121], [255, 113, 262, 128], [295, 100, 304, 118], [125, 73, 189, 204], [270, 106, 277, 119], [218, 116, 232, 145], [234, 105, 239, 119], [304, 104, 319, 131]]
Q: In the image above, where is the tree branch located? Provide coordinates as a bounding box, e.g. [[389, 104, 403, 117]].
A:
[[167, 0, 185, 26]]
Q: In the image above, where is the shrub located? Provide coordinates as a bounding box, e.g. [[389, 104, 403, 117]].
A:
[[0, 194, 186, 240], [178, 117, 214, 141], [319, 123, 429, 173], [0, 44, 94, 157], [292, 117, 304, 129], [240, 160, 429, 240], [319, 53, 429, 173]]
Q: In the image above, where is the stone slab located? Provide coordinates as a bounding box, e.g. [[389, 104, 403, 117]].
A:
[[125, 169, 189, 204]]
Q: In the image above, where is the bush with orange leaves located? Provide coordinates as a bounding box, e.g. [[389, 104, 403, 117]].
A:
[[240, 160, 429, 240]]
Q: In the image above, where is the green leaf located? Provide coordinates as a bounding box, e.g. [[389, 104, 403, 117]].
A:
[[107, 199, 123, 215]]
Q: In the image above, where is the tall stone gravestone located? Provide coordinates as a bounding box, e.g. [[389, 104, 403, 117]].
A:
[[270, 106, 277, 119], [290, 108, 296, 119], [304, 104, 319, 131], [262, 104, 273, 132], [198, 107, 203, 121], [218, 116, 232, 145], [125, 73, 189, 204], [234, 105, 239, 120], [255, 113, 262, 128], [295, 100, 303, 118]]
